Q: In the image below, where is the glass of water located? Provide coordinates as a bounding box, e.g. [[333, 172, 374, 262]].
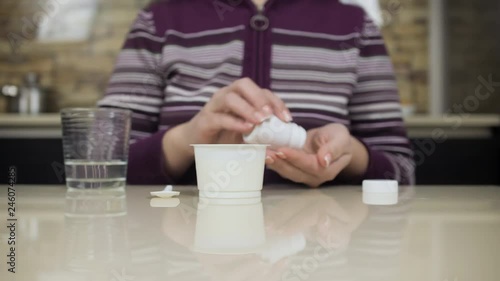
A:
[[61, 108, 131, 188]]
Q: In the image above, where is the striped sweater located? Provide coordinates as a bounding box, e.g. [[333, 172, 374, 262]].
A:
[[98, 0, 414, 185]]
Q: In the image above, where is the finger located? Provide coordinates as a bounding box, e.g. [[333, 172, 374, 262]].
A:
[[265, 157, 274, 165], [266, 147, 278, 154], [267, 158, 315, 185], [263, 89, 292, 122], [227, 92, 273, 124], [209, 91, 268, 124], [229, 78, 272, 115], [217, 130, 245, 144], [309, 154, 352, 186], [209, 113, 255, 134], [275, 148, 348, 186], [302, 128, 320, 154], [275, 147, 321, 173], [328, 154, 352, 178], [313, 130, 329, 148], [317, 139, 346, 168], [265, 150, 278, 165]]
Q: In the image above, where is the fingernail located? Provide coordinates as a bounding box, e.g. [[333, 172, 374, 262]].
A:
[[254, 111, 267, 123], [262, 105, 272, 114], [323, 216, 331, 228], [324, 154, 332, 167], [276, 152, 287, 159], [283, 111, 293, 122], [244, 122, 254, 129], [266, 156, 274, 164]]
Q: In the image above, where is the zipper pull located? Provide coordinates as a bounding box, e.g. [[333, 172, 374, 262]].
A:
[[250, 9, 269, 31]]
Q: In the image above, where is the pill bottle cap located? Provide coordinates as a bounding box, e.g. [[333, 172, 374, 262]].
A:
[[362, 180, 398, 193], [362, 180, 398, 205]]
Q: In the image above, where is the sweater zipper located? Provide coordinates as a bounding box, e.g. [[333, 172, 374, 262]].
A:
[[250, 4, 269, 87]]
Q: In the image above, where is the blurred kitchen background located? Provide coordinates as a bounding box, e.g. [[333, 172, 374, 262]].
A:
[[0, 0, 499, 184]]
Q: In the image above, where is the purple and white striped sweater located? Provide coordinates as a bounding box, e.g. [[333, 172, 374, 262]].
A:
[[98, 0, 414, 185]]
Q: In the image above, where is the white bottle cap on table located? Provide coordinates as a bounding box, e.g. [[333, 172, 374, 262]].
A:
[[362, 180, 398, 205]]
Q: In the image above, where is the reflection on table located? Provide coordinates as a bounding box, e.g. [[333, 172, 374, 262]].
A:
[[1, 185, 499, 281], [161, 187, 413, 281]]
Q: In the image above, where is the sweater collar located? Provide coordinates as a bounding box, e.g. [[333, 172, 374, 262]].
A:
[[244, 0, 276, 12]]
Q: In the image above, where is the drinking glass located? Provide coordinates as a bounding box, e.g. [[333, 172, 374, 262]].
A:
[[61, 108, 131, 188]]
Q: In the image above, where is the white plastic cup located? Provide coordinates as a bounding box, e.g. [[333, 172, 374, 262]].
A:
[[191, 144, 267, 197], [193, 197, 266, 254]]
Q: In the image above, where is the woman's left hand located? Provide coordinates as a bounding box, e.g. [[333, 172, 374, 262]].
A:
[[266, 123, 357, 187]]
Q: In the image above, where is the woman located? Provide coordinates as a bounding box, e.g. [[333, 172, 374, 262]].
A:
[[98, 0, 414, 187]]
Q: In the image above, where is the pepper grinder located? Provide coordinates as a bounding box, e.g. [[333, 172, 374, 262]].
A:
[[22, 72, 46, 114], [243, 115, 307, 149]]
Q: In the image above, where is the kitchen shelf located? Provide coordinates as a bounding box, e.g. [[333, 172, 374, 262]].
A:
[[0, 113, 499, 139]]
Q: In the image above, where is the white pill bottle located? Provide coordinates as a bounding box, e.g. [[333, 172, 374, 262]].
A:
[[243, 116, 307, 149]]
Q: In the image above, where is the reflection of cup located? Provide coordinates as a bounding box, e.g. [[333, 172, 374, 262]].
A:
[[61, 108, 131, 189], [193, 196, 266, 254], [191, 144, 267, 196], [64, 187, 129, 272]]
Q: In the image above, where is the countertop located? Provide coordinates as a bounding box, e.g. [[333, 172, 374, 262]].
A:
[[1, 185, 499, 280], [1, 113, 500, 127], [0, 113, 499, 138]]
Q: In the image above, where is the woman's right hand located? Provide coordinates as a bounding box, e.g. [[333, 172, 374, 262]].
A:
[[181, 78, 292, 145], [162, 78, 291, 179]]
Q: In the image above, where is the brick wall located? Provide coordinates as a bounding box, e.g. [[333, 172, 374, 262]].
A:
[[380, 0, 429, 113], [0, 0, 432, 113], [0, 0, 150, 112]]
